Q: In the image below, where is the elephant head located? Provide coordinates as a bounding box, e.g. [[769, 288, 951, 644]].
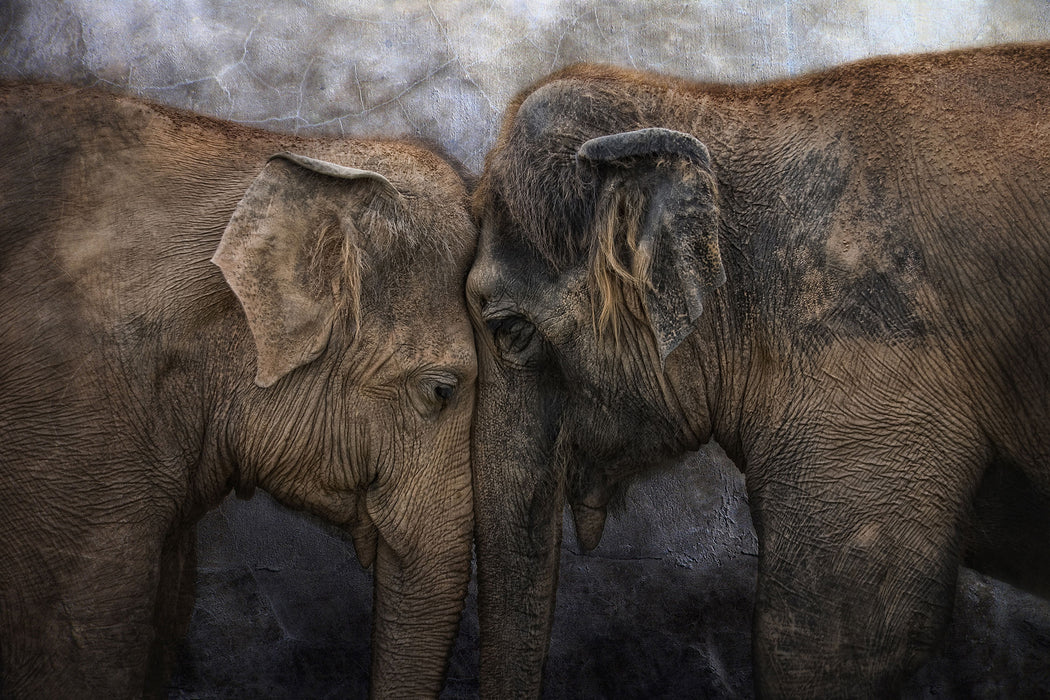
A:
[[213, 147, 476, 696], [468, 77, 726, 695]]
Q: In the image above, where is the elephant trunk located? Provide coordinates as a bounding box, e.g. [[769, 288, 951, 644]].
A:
[[473, 390, 566, 698], [369, 534, 470, 698], [361, 416, 474, 697]]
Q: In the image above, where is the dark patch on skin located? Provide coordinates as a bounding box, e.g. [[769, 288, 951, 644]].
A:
[[788, 141, 852, 208], [0, 96, 80, 257], [757, 137, 931, 347], [797, 269, 929, 346], [540, 375, 568, 450], [833, 268, 927, 340]]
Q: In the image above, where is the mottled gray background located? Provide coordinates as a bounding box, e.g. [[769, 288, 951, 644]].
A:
[[3, 1, 1050, 697]]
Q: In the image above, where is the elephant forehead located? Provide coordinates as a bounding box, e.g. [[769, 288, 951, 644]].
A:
[[471, 262, 586, 351], [390, 303, 475, 354], [365, 294, 476, 370], [471, 221, 569, 299]]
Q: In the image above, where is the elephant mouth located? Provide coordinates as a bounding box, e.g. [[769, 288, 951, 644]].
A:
[[570, 501, 608, 552], [349, 494, 379, 569], [569, 474, 618, 552]]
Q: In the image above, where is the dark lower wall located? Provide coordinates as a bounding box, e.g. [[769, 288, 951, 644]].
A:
[[169, 445, 1050, 698]]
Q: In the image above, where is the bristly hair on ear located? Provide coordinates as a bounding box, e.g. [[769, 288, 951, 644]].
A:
[[587, 181, 652, 351], [306, 207, 366, 338]]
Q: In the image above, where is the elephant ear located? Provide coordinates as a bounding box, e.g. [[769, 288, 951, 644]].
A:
[[576, 128, 725, 366], [213, 152, 401, 388]]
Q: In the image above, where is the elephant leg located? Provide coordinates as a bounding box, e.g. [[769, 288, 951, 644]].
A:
[[1, 519, 165, 697], [747, 427, 981, 697], [144, 523, 198, 697]]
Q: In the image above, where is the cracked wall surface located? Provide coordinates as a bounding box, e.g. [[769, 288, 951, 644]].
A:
[[3, 1, 1050, 697], [5, 0, 1050, 172]]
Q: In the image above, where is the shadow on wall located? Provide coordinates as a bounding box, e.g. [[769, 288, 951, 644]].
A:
[[169, 444, 1050, 698], [168, 445, 758, 698], [167, 495, 375, 696]]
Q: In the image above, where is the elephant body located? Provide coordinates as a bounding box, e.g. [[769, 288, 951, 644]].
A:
[[0, 83, 476, 697], [468, 43, 1050, 696]]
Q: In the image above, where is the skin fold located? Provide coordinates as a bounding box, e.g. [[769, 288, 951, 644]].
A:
[[0, 82, 476, 698], [468, 43, 1050, 697]]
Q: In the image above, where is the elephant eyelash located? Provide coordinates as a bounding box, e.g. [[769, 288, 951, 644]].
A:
[[426, 379, 456, 408], [434, 383, 454, 402], [413, 372, 459, 417], [486, 315, 537, 357]]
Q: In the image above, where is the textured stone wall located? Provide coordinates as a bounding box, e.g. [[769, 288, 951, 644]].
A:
[[3, 1, 1050, 697], [6, 0, 1050, 171]]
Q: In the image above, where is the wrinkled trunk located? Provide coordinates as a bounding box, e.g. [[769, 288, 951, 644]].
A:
[[473, 367, 565, 698], [369, 535, 470, 698]]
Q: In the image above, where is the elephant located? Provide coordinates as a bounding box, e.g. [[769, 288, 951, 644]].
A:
[[467, 42, 1050, 697], [0, 82, 476, 698]]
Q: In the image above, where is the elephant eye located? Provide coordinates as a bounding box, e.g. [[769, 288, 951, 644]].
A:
[[486, 315, 537, 358], [413, 374, 458, 418], [434, 382, 454, 404]]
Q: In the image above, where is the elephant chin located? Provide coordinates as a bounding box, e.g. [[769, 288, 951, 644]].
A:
[[349, 495, 378, 569], [571, 502, 608, 552]]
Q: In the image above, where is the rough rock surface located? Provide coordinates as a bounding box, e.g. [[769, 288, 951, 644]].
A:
[[3, 1, 1050, 697]]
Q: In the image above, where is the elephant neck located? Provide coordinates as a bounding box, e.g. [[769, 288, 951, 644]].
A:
[[658, 259, 755, 468], [169, 295, 265, 514]]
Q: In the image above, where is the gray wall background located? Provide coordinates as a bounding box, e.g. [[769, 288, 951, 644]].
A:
[[3, 1, 1050, 697]]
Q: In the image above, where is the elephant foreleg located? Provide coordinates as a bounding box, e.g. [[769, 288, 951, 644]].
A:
[[747, 427, 982, 697], [145, 523, 198, 697], [1, 521, 166, 697]]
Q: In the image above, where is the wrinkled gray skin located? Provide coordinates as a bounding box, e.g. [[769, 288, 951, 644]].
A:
[[0, 83, 476, 698], [468, 44, 1050, 697]]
